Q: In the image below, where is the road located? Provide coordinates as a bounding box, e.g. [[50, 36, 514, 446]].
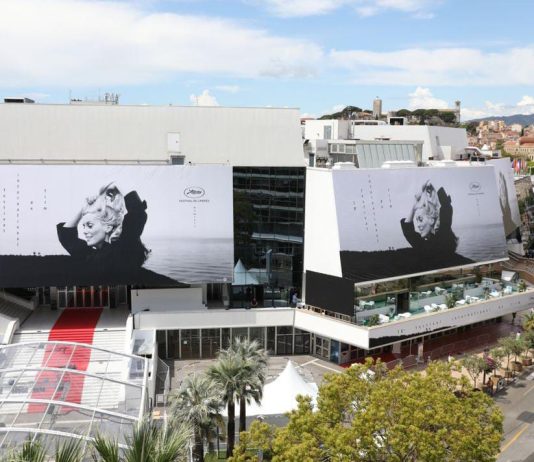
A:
[[497, 370, 534, 462]]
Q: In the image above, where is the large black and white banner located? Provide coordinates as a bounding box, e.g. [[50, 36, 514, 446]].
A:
[[488, 158, 521, 240], [0, 165, 233, 287], [333, 166, 507, 283]]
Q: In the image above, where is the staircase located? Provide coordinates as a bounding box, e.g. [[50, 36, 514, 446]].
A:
[[7, 308, 129, 414]]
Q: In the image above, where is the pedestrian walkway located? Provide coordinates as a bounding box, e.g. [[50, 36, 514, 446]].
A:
[[343, 317, 521, 370]]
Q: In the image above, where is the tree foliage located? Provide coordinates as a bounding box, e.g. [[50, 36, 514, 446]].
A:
[[460, 355, 487, 388], [170, 374, 224, 462], [244, 361, 503, 462]]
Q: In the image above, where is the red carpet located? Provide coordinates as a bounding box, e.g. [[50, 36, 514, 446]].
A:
[[29, 308, 102, 413]]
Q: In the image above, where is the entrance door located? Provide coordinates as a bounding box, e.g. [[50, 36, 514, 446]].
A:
[[57, 286, 110, 308], [314, 335, 330, 360]]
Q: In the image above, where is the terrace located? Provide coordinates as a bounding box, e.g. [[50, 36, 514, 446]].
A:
[[354, 274, 528, 326]]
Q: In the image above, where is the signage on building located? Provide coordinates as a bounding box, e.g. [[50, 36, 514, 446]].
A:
[[332, 166, 507, 283], [0, 165, 234, 286], [488, 158, 521, 239]]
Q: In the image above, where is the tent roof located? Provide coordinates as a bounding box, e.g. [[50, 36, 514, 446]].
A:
[[238, 361, 318, 416], [233, 259, 260, 286]]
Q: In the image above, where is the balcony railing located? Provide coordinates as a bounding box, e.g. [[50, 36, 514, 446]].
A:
[[300, 278, 532, 328]]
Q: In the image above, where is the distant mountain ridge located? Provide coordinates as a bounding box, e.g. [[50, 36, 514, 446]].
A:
[[468, 114, 534, 126]]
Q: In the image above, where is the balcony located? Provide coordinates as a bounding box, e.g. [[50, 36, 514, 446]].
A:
[[354, 277, 527, 327]]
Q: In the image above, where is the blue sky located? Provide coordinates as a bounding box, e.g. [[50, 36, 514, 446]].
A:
[[1, 0, 533, 119]]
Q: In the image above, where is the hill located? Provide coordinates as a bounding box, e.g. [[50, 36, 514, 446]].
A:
[[468, 114, 534, 126]]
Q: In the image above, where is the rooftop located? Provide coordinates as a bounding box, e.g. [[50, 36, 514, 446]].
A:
[[0, 341, 148, 457]]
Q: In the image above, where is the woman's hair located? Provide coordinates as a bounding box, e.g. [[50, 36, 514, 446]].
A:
[[414, 182, 441, 234], [83, 186, 126, 243]]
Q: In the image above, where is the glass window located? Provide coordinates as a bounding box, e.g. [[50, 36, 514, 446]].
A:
[[181, 329, 200, 360], [294, 328, 311, 355], [221, 328, 231, 349], [167, 330, 180, 359], [232, 327, 248, 341], [201, 329, 220, 359], [249, 327, 265, 348], [267, 327, 276, 354]]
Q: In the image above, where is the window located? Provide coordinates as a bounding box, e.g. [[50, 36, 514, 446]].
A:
[[323, 126, 332, 140], [170, 155, 185, 165]]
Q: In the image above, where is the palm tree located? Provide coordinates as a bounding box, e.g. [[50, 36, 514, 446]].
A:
[[523, 311, 534, 331], [170, 374, 224, 462], [207, 353, 244, 458], [222, 338, 268, 433], [93, 417, 191, 462]]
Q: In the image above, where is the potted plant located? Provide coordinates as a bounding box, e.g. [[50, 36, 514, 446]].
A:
[[366, 314, 380, 327], [518, 280, 527, 292], [522, 330, 534, 366], [511, 337, 527, 372], [445, 293, 457, 309], [489, 347, 506, 379], [498, 336, 516, 378], [461, 355, 487, 390]]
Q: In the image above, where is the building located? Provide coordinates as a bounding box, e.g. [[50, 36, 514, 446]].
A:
[[372, 97, 382, 119], [504, 136, 534, 160], [0, 97, 531, 459], [303, 119, 468, 161]]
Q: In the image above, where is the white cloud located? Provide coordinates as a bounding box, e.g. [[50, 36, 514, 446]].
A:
[[462, 96, 534, 121], [329, 47, 534, 86], [518, 95, 534, 107], [190, 90, 219, 106], [0, 0, 323, 87], [408, 87, 448, 110], [260, 0, 436, 18], [215, 85, 240, 93], [261, 0, 344, 17]]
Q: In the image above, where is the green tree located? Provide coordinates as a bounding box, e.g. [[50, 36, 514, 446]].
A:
[[222, 338, 268, 433], [229, 420, 277, 462], [171, 374, 224, 462], [461, 355, 487, 388], [270, 361, 502, 461], [93, 418, 191, 462]]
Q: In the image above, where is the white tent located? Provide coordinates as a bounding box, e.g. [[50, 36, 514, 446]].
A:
[[232, 259, 260, 286], [230, 361, 318, 416]]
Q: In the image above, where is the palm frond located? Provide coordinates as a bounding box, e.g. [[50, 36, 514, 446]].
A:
[[92, 434, 120, 462], [55, 438, 83, 462], [7, 439, 47, 462]]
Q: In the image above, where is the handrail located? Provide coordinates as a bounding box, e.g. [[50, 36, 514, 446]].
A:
[[0, 340, 144, 361], [0, 397, 139, 421], [0, 365, 143, 389], [0, 427, 128, 449]]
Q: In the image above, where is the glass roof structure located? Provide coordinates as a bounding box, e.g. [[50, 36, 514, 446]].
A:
[[0, 341, 148, 457]]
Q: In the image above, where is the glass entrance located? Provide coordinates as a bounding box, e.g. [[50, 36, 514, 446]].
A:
[[57, 286, 110, 308], [314, 335, 330, 360]]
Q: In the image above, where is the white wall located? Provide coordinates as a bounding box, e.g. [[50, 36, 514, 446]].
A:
[[294, 309, 369, 348], [350, 125, 467, 161], [303, 168, 342, 279], [304, 120, 350, 141], [134, 307, 295, 330], [0, 104, 304, 167], [131, 288, 204, 314]]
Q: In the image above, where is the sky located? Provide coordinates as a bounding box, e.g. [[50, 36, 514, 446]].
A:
[[1, 0, 533, 120]]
